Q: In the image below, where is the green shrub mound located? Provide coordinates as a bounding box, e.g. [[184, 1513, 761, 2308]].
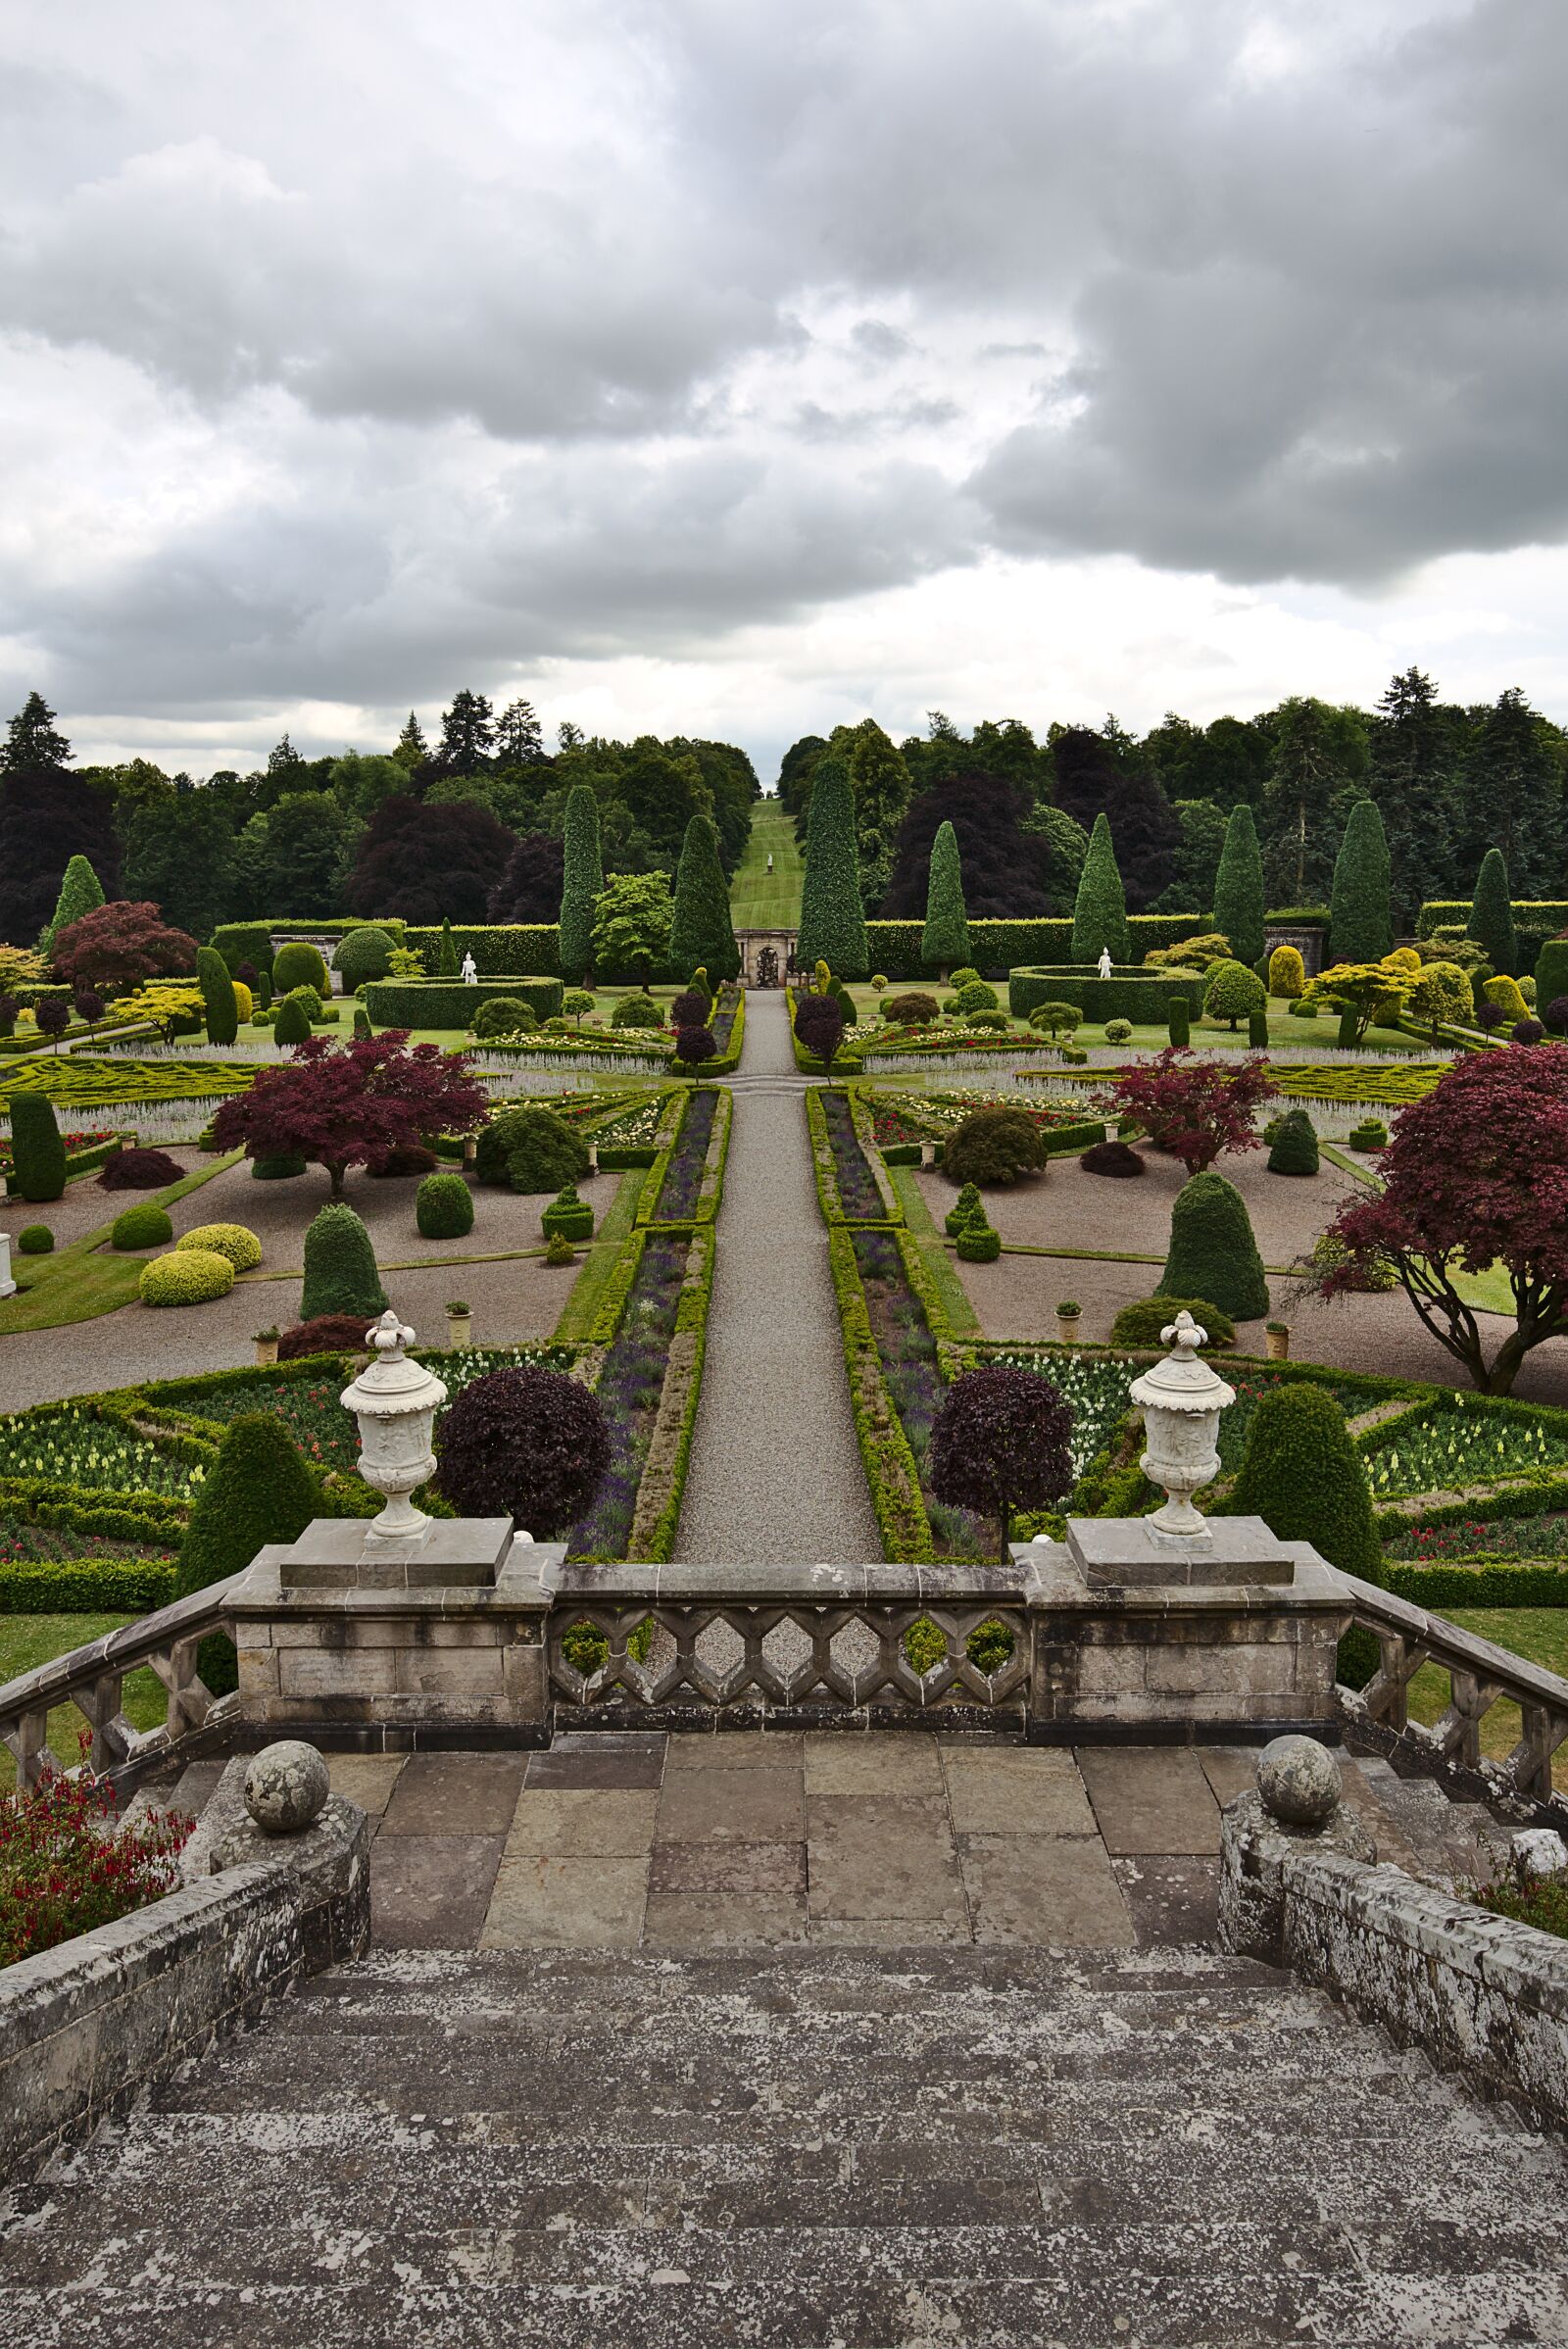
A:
[[541, 1184, 595, 1241], [416, 1172, 474, 1239], [1267, 1109, 1319, 1175], [363, 976, 563, 1028], [611, 994, 664, 1030], [1027, 1000, 1080, 1036], [953, 980, 999, 1014], [1109, 1295, 1236, 1349], [273, 994, 312, 1046], [475, 1105, 589, 1195], [1203, 957, 1267, 1029], [944, 1106, 1045, 1186], [110, 1204, 173, 1250], [251, 1153, 308, 1180], [1103, 1017, 1133, 1045], [1288, 998, 1319, 1019], [177, 1413, 320, 1693], [9, 1093, 67, 1202], [472, 996, 539, 1038], [944, 1182, 985, 1235], [300, 1202, 388, 1321], [335, 925, 395, 987], [1226, 1382, 1383, 1582], [949, 966, 980, 989], [140, 1248, 235, 1306], [1159, 1171, 1270, 1321], [17, 1224, 54, 1254], [544, 1232, 576, 1266], [882, 990, 941, 1027], [965, 1009, 1011, 1032], [955, 1221, 1002, 1262], [1008, 966, 1205, 1023], [176, 1221, 263, 1271], [271, 941, 331, 998]]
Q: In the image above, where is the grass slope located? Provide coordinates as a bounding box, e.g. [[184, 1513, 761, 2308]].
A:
[[729, 799, 803, 930]]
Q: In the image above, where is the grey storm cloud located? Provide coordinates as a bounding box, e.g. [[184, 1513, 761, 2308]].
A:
[[1, 0, 1566, 729]]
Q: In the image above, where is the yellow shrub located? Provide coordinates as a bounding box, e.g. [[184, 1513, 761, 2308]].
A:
[[140, 1248, 235, 1305], [1483, 972, 1530, 1022], [176, 1222, 263, 1271], [231, 979, 254, 1022], [1386, 946, 1422, 974], [1267, 944, 1305, 999]]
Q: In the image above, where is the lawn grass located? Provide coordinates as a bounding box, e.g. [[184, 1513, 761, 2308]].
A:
[[1405, 1607, 1568, 1796], [729, 800, 803, 929], [0, 1151, 245, 1333], [888, 1164, 982, 1340], [0, 1613, 166, 1791], [553, 1165, 653, 1341]]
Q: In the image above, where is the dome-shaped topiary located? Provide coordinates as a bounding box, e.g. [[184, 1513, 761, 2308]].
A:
[[954, 980, 999, 1015], [272, 941, 330, 997], [335, 926, 395, 987], [1266, 1109, 1319, 1176], [176, 1412, 321, 1692], [251, 1152, 308, 1180], [1203, 957, 1267, 1030], [273, 994, 312, 1046], [300, 1201, 388, 1321], [1159, 1170, 1270, 1321], [416, 1171, 475, 1239], [140, 1248, 235, 1305], [944, 1106, 1044, 1186], [110, 1203, 173, 1250], [433, 1364, 611, 1535], [612, 994, 664, 1029], [1109, 1295, 1235, 1349], [1267, 944, 1305, 1000], [176, 1221, 263, 1271], [474, 1105, 588, 1194], [1226, 1381, 1383, 1583], [8, 1093, 67, 1202], [472, 996, 539, 1039], [17, 1224, 54, 1254]]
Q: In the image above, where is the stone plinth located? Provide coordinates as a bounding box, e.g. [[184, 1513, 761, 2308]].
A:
[[0, 1232, 14, 1300], [227, 1523, 560, 1752], [1020, 1517, 1352, 1744]]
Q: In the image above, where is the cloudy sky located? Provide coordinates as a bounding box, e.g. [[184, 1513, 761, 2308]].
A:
[[3, 0, 1566, 786]]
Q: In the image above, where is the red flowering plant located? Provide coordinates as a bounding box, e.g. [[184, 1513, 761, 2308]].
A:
[[1095, 1048, 1277, 1176], [212, 1030, 490, 1199], [1, 1736, 191, 1970], [1301, 1047, 1568, 1395]]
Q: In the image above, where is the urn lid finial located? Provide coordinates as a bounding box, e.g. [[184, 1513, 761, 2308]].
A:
[[1129, 1310, 1237, 1418]]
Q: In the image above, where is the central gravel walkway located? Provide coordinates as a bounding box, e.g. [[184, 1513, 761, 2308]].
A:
[[675, 991, 880, 1564]]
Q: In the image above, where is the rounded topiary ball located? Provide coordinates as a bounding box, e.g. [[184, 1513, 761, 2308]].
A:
[[177, 1221, 263, 1271], [1256, 1736, 1341, 1827], [474, 1105, 588, 1195], [111, 1203, 173, 1250], [140, 1248, 236, 1305], [434, 1364, 611, 1535], [335, 926, 395, 988], [416, 1171, 475, 1240], [244, 1739, 330, 1834], [17, 1224, 54, 1254]]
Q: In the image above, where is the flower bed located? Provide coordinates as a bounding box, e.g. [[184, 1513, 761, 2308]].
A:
[[568, 1232, 689, 1559], [1359, 1401, 1568, 1500], [0, 1126, 120, 1179], [0, 1056, 255, 1108], [1385, 1514, 1568, 1564], [1, 1746, 191, 1970], [2, 1408, 207, 1501]]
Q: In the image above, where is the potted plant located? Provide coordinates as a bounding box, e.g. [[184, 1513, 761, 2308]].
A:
[[446, 1298, 472, 1348], [1265, 1319, 1290, 1361], [253, 1326, 279, 1367], [1055, 1300, 1082, 1346]]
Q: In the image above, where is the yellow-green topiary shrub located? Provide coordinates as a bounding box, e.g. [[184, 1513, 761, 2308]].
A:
[[1267, 944, 1305, 999], [1386, 946, 1422, 975], [231, 979, 254, 1023], [175, 1222, 263, 1271], [1483, 972, 1530, 1023], [140, 1248, 236, 1305]]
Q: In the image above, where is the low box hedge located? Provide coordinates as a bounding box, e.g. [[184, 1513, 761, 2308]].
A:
[[1383, 1559, 1568, 1609], [363, 975, 564, 1027], [0, 1557, 178, 1615], [1007, 965, 1207, 1022]]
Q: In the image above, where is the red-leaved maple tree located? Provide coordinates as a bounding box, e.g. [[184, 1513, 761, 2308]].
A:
[[212, 1032, 490, 1198], [1304, 1047, 1568, 1393], [1095, 1048, 1276, 1176], [52, 901, 199, 992]]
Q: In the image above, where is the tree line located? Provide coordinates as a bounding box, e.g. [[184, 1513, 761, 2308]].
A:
[[0, 690, 760, 946], [779, 673, 1568, 929]]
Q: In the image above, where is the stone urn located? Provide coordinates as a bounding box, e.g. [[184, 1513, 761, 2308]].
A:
[[1265, 1321, 1290, 1362], [253, 1329, 279, 1368], [340, 1310, 449, 1539], [1055, 1302, 1082, 1346], [446, 1301, 472, 1349], [1128, 1311, 1236, 1537]]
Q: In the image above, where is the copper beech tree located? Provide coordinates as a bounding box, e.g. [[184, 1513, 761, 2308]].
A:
[[1304, 1047, 1568, 1395], [1096, 1048, 1277, 1177], [212, 1031, 489, 1198]]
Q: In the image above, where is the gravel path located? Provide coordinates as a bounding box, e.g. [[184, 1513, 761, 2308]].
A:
[[674, 992, 881, 1565]]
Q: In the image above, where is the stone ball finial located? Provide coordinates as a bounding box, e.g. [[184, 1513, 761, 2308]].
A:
[[1256, 1735, 1341, 1826], [244, 1739, 330, 1835]]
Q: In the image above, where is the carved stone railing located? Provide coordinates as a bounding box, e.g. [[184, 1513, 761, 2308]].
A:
[[549, 1561, 1029, 1727], [0, 1576, 241, 1790], [1340, 1571, 1568, 1806]]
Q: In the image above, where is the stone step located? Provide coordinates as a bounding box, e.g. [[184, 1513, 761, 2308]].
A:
[[1350, 1756, 1506, 1886]]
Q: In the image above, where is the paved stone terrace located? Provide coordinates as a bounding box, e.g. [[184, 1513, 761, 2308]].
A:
[[330, 1732, 1431, 1954]]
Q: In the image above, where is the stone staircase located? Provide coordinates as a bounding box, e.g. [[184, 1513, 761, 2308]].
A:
[[4, 1942, 1567, 2346]]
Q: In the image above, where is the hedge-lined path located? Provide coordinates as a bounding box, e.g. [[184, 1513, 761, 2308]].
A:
[[675, 990, 881, 1565]]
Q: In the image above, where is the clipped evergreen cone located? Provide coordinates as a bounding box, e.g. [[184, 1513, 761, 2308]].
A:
[[667, 813, 740, 984], [1159, 1170, 1270, 1321], [1225, 1380, 1385, 1683], [956, 1218, 1002, 1262], [1071, 812, 1130, 964], [1328, 798, 1393, 964], [197, 944, 238, 1045], [8, 1092, 68, 1201], [921, 819, 970, 975], [945, 1181, 985, 1236], [560, 783, 605, 983], [300, 1201, 389, 1321], [796, 754, 869, 978], [1267, 1109, 1319, 1175], [176, 1413, 320, 1695], [1210, 803, 1266, 966], [1467, 845, 1516, 975]]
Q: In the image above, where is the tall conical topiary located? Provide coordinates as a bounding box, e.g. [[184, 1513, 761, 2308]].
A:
[[176, 1414, 320, 1694], [42, 855, 105, 954], [300, 1201, 388, 1321], [435, 917, 460, 977], [795, 754, 868, 979], [1070, 812, 1130, 963], [560, 784, 604, 983], [1210, 803, 1265, 966], [921, 820, 970, 976], [197, 945, 238, 1046], [1467, 847, 1516, 975], [1159, 1171, 1269, 1321], [9, 1093, 67, 1201], [1328, 799, 1392, 964], [667, 813, 740, 984], [1227, 1382, 1383, 1582]]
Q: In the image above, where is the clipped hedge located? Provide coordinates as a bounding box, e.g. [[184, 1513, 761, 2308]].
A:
[[862, 914, 1205, 983], [210, 920, 407, 975], [0, 1557, 178, 1615], [1007, 965, 1207, 1022], [363, 975, 564, 1027], [403, 924, 561, 979], [140, 1248, 236, 1305], [176, 1222, 263, 1271]]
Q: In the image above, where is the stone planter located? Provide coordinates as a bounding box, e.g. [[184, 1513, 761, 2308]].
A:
[[446, 1309, 472, 1350], [1265, 1324, 1290, 1361], [253, 1336, 279, 1368], [1055, 1307, 1082, 1346]]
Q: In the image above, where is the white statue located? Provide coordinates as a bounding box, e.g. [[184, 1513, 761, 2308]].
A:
[[766, 853, 774, 873], [460, 952, 478, 984], [1097, 946, 1113, 980]]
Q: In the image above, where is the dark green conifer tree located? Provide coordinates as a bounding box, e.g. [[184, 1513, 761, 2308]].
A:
[[1467, 847, 1517, 975], [559, 783, 604, 983], [1210, 803, 1266, 964], [197, 945, 238, 1045], [795, 756, 868, 978], [42, 854, 104, 954], [921, 820, 970, 974], [667, 813, 740, 983], [1070, 812, 1130, 963], [1328, 799, 1392, 964]]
